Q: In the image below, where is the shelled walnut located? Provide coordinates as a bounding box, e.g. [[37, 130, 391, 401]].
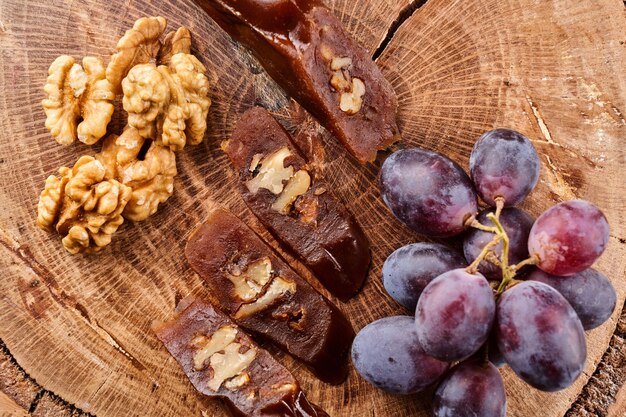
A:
[[158, 27, 192, 65], [106, 16, 168, 93], [225, 257, 272, 301], [246, 147, 312, 215], [225, 255, 297, 319], [97, 127, 177, 221], [234, 277, 296, 319], [37, 16, 211, 254], [321, 50, 366, 115], [191, 325, 256, 391], [122, 54, 211, 151], [42, 56, 115, 145], [36, 155, 132, 254]]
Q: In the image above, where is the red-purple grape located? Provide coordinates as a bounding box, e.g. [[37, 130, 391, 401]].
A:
[[415, 269, 495, 362], [469, 129, 540, 207], [380, 148, 478, 237], [527, 268, 616, 330], [528, 200, 609, 276], [463, 208, 534, 279], [496, 281, 586, 391], [351, 316, 448, 394], [432, 358, 506, 417], [382, 243, 466, 310]]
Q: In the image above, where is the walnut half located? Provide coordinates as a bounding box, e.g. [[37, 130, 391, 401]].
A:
[[246, 147, 312, 215], [36, 155, 132, 254], [191, 326, 257, 392], [225, 257, 272, 301], [234, 277, 296, 319], [42, 56, 115, 145], [320, 47, 366, 115], [106, 16, 168, 93], [122, 54, 211, 151], [97, 128, 177, 221]]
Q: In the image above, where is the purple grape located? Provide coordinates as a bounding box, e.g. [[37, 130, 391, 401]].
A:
[[463, 208, 534, 279], [380, 148, 478, 237], [415, 269, 495, 362], [382, 243, 466, 310], [528, 200, 609, 276], [527, 268, 616, 330], [351, 316, 448, 394], [469, 128, 540, 207], [432, 358, 506, 417], [496, 281, 586, 391]]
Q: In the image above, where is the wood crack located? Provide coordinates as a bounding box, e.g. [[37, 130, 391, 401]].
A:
[[0, 227, 154, 380], [372, 0, 430, 60], [27, 388, 45, 413], [0, 337, 94, 416]]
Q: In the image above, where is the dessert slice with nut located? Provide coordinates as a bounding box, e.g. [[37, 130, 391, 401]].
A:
[[193, 0, 399, 163], [223, 107, 371, 301], [185, 208, 354, 384], [153, 297, 329, 417]]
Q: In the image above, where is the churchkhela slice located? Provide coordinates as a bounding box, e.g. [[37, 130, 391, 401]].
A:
[[185, 208, 354, 384], [223, 107, 371, 301], [153, 298, 329, 417], [193, 0, 399, 163]]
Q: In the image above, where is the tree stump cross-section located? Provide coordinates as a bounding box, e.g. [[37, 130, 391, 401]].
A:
[[0, 0, 625, 416]]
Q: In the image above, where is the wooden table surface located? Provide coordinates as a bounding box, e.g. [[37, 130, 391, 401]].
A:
[[0, 0, 625, 416]]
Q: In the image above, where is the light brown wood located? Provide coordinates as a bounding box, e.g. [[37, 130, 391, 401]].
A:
[[0, 0, 624, 416]]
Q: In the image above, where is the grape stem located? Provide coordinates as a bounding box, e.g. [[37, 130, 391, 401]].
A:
[[512, 254, 540, 271], [466, 217, 499, 233], [485, 251, 502, 267], [487, 212, 514, 294], [466, 235, 501, 274], [494, 196, 505, 219]]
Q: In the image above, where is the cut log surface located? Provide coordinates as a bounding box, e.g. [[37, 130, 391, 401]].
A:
[[0, 0, 625, 416]]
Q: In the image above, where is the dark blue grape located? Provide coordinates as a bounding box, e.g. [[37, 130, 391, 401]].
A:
[[415, 269, 495, 362], [463, 208, 534, 279], [528, 200, 609, 276], [496, 281, 586, 391], [382, 243, 466, 310], [469, 128, 540, 207], [380, 148, 478, 237], [351, 316, 448, 394], [433, 358, 506, 417], [527, 268, 616, 330]]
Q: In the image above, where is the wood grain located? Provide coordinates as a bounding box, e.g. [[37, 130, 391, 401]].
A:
[[0, 0, 625, 416]]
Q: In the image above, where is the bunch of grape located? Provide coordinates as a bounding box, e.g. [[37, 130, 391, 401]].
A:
[[352, 129, 616, 416]]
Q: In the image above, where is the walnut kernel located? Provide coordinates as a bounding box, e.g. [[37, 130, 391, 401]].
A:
[[42, 56, 115, 145], [106, 16, 167, 93], [158, 27, 192, 66], [225, 257, 272, 301], [234, 277, 296, 319], [340, 78, 365, 115], [208, 342, 256, 391], [246, 147, 294, 194], [98, 128, 177, 221], [37, 156, 132, 254], [36, 175, 68, 231], [271, 169, 311, 214], [122, 56, 211, 151], [122, 64, 170, 139], [191, 326, 257, 392], [193, 325, 238, 371]]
